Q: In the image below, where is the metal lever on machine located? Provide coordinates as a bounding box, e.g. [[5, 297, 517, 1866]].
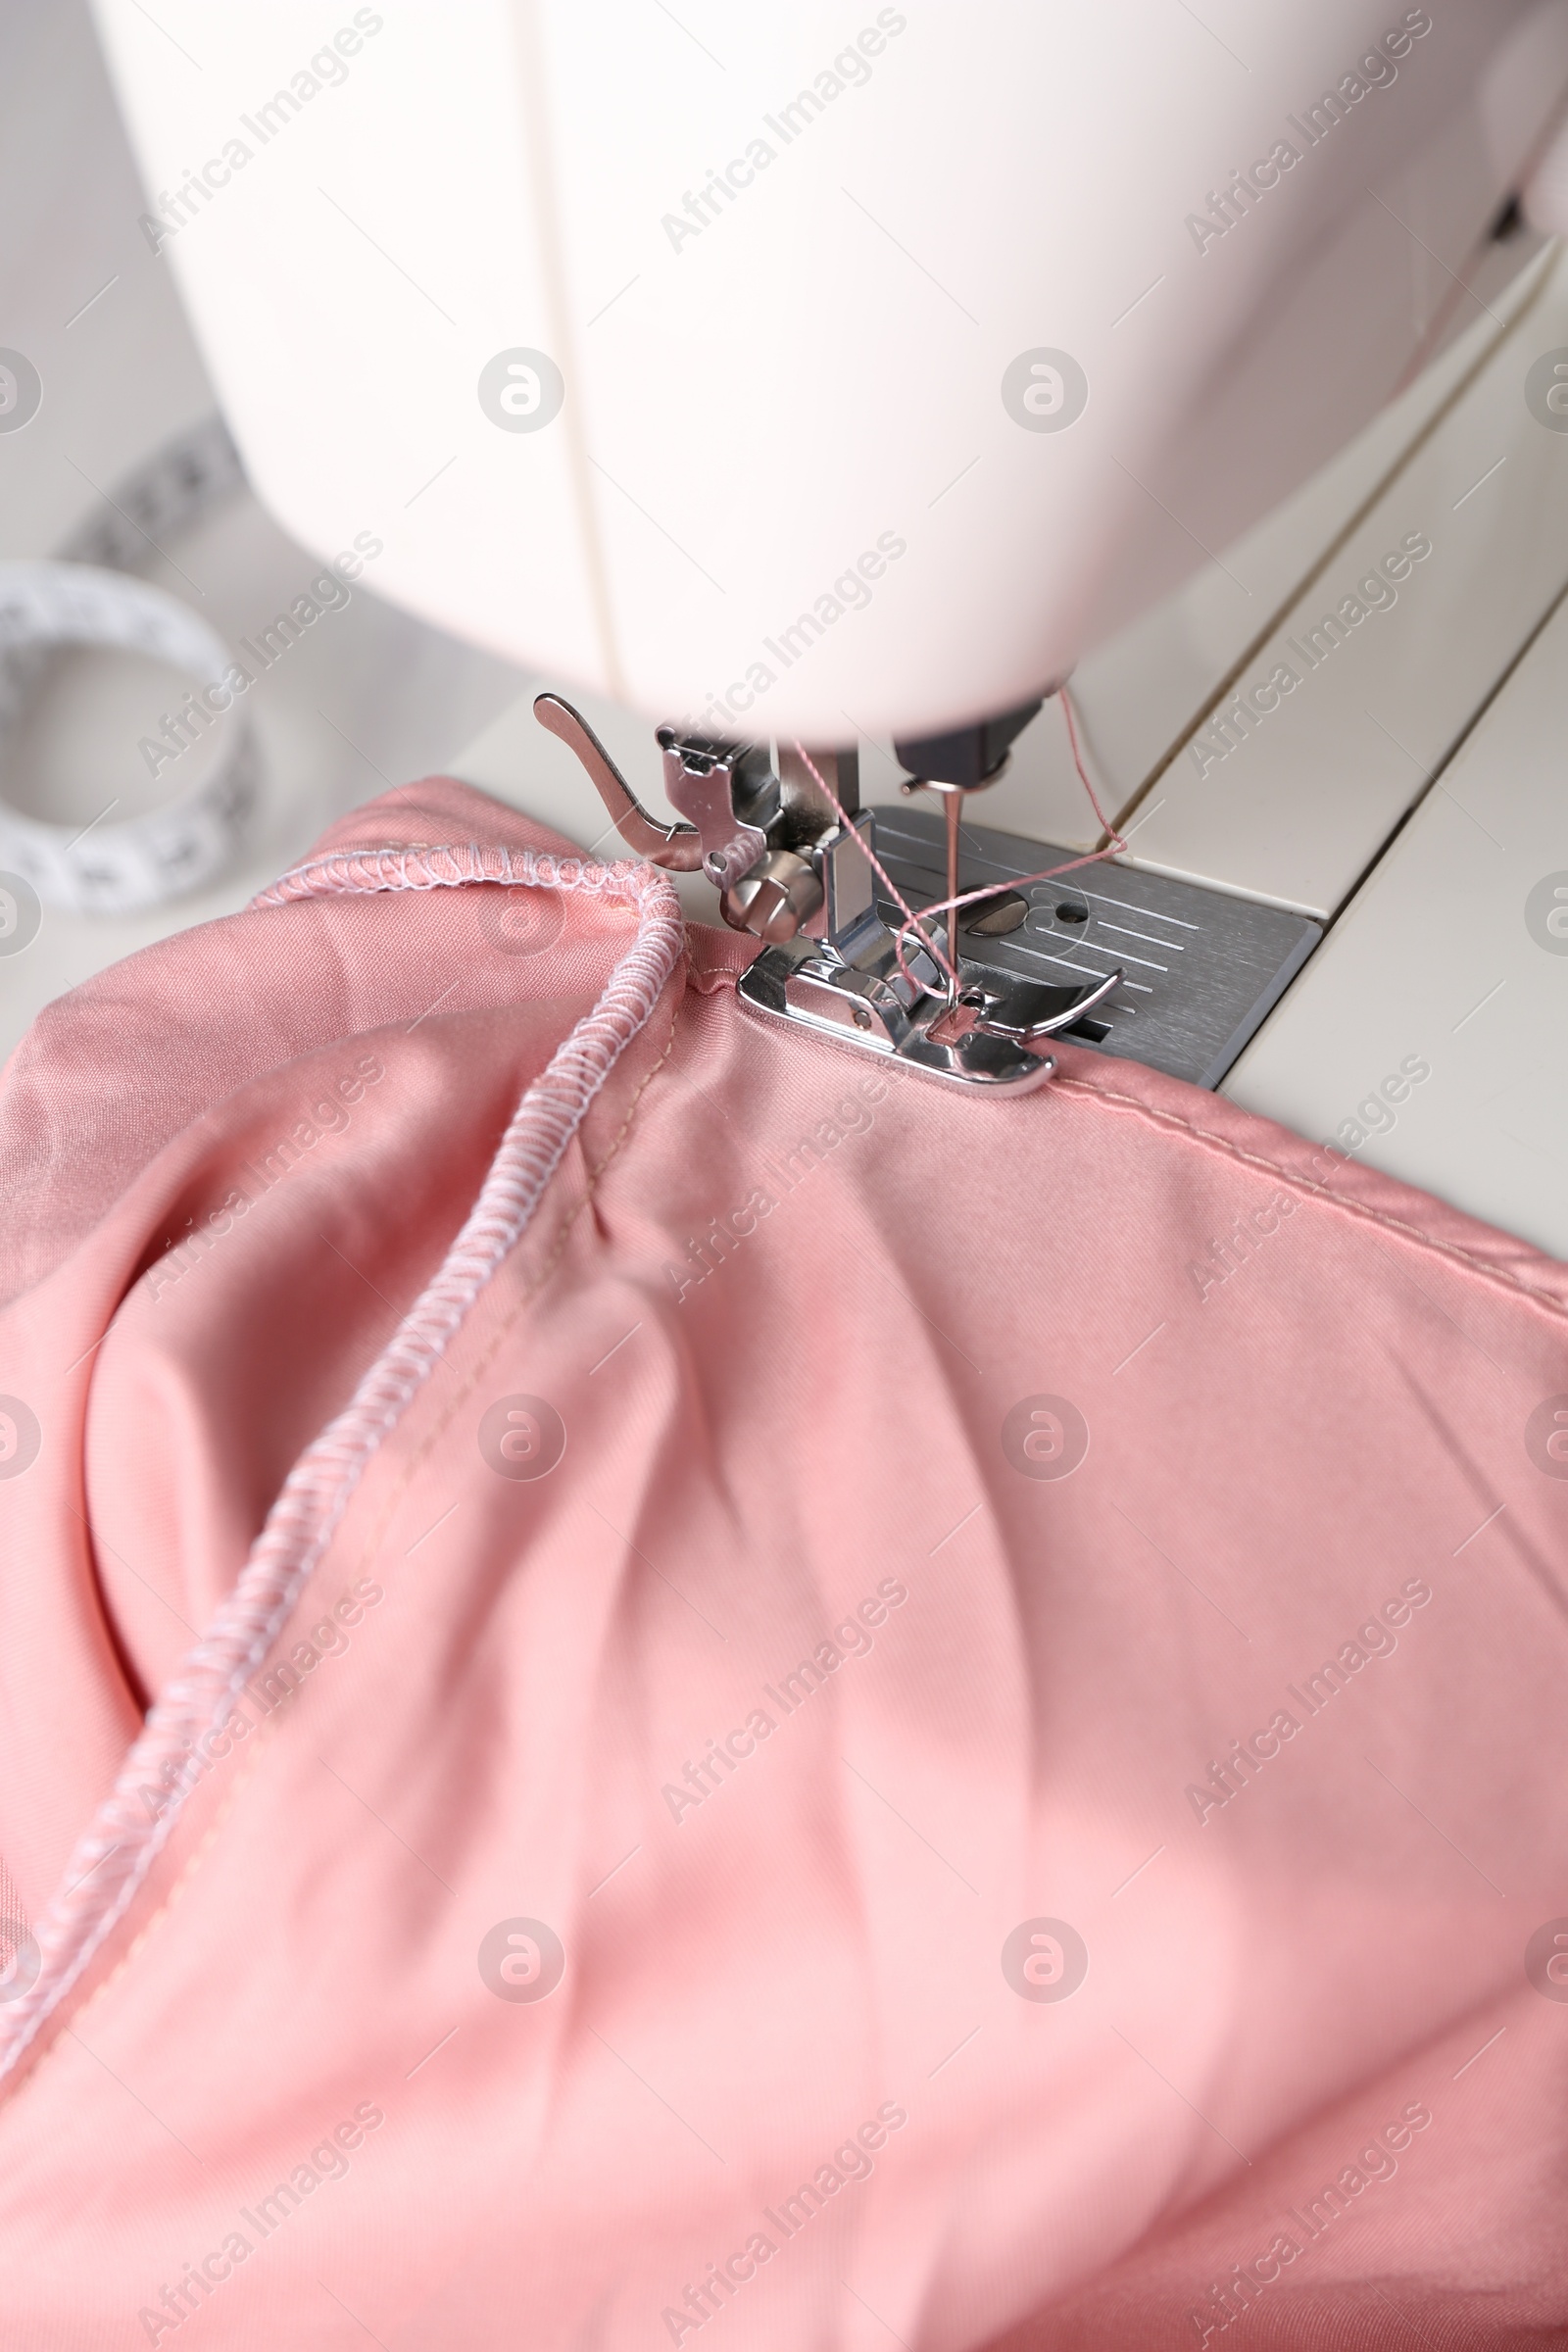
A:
[[533, 693, 706, 870], [533, 692, 832, 941]]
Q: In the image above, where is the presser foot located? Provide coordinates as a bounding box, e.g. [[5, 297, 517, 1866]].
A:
[[531, 690, 1121, 1096], [737, 936, 1119, 1094]]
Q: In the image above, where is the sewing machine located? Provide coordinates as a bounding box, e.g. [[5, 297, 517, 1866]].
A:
[[17, 4, 1568, 1239]]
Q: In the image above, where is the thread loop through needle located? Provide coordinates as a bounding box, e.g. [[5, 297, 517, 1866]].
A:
[[795, 689, 1129, 1002]]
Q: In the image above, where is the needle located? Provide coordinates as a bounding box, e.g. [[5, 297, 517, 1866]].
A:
[[944, 785, 961, 984]]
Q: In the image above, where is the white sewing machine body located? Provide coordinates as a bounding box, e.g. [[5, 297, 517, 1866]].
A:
[[88, 0, 1568, 737]]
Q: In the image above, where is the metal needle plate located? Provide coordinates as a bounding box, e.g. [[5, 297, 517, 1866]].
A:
[[873, 805, 1322, 1090]]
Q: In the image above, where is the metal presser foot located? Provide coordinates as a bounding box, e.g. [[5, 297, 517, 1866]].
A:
[[534, 691, 1120, 1097]]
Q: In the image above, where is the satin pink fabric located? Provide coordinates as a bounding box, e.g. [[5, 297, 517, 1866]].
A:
[[1, 776, 1566, 2350]]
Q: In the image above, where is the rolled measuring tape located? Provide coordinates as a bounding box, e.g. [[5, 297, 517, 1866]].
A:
[[0, 564, 255, 915], [0, 415, 254, 919]]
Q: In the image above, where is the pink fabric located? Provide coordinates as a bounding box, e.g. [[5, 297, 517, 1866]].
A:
[[0, 775, 1566, 2349], [0, 838, 682, 2076]]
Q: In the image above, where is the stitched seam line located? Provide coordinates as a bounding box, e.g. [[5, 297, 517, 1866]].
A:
[[0, 999, 682, 2107], [345, 1017, 680, 1583], [0, 1716, 279, 2111], [0, 844, 684, 2082], [1056, 1072, 1568, 1324]]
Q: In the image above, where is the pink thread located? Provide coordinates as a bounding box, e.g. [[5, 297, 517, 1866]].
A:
[[0, 842, 684, 2081], [886, 688, 1130, 971], [798, 692, 1129, 996], [1061, 684, 1129, 855], [789, 747, 957, 1000]]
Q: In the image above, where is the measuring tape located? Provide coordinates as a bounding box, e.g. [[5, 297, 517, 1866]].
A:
[[0, 416, 254, 916]]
